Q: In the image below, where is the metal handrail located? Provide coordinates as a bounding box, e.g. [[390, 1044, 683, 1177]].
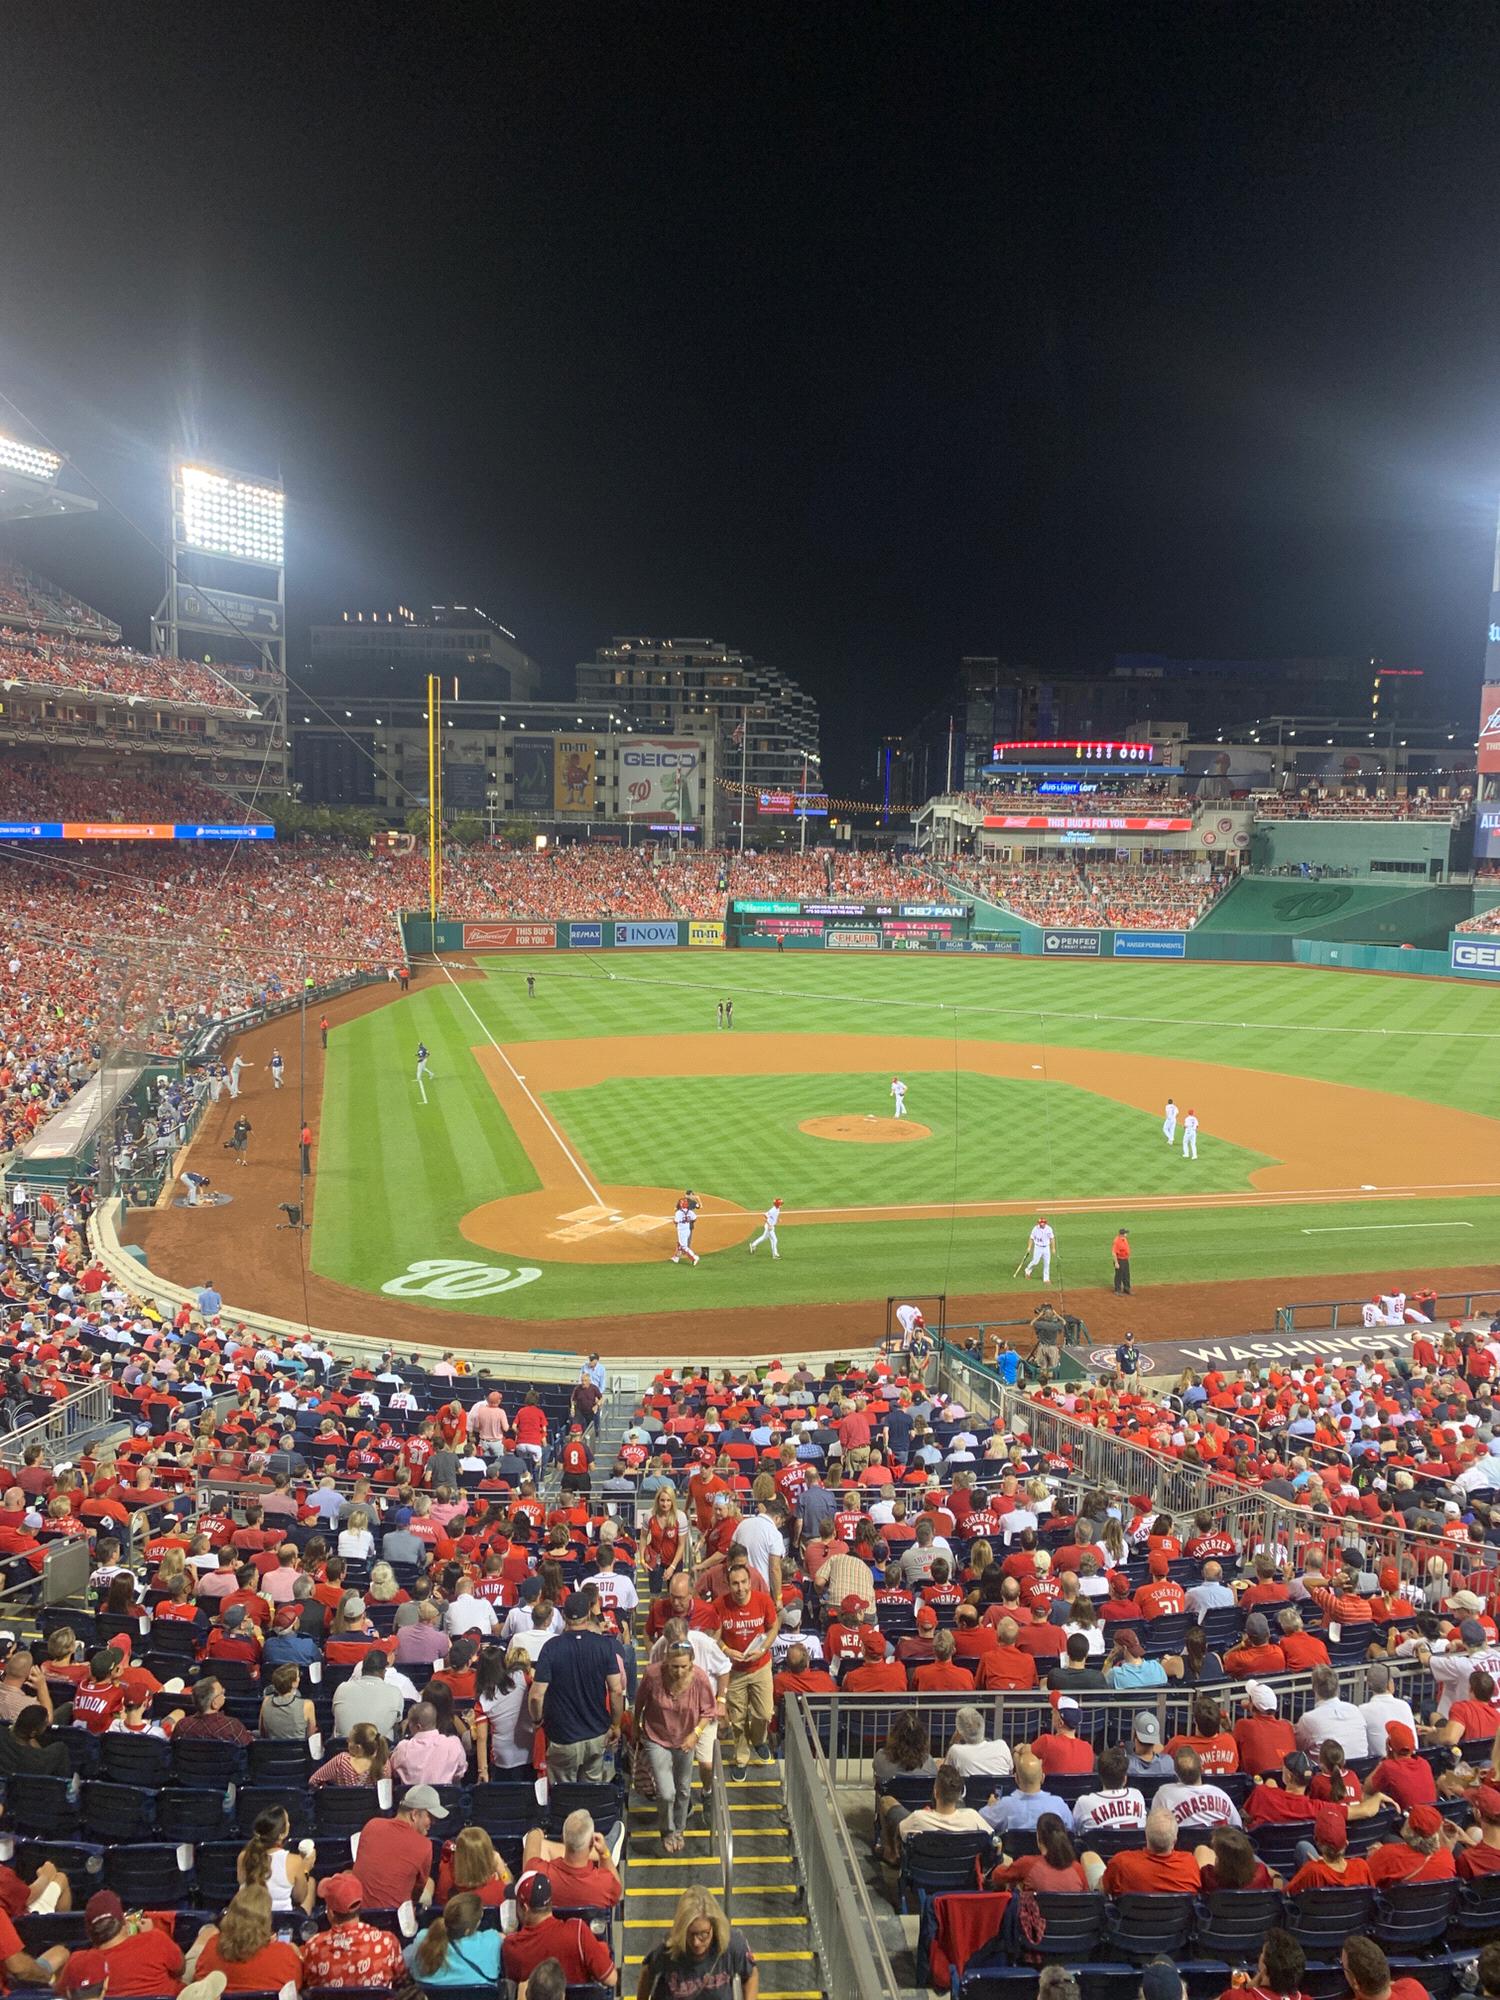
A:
[[783, 1691, 900, 2000], [1277, 1291, 1500, 1336], [709, 1735, 733, 1916], [0, 1379, 116, 1468], [800, 1658, 1429, 1787]]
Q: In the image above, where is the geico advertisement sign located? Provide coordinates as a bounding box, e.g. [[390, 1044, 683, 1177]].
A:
[[1452, 938, 1500, 972], [623, 748, 700, 769]]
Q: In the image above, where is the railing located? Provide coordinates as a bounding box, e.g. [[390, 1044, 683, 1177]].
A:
[[709, 1736, 734, 1916], [1276, 1292, 1500, 1336], [801, 1659, 1428, 1789], [782, 1692, 900, 2000], [0, 1380, 116, 1468]]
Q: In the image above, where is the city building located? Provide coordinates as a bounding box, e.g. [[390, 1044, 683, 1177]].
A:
[[309, 604, 542, 705], [290, 694, 719, 843], [574, 636, 820, 834]]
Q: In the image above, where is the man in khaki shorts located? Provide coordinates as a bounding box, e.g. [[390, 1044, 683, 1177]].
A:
[[713, 1560, 780, 1777]]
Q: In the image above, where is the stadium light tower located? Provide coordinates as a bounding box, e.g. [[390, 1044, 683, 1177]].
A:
[[0, 428, 98, 522], [152, 459, 287, 776]]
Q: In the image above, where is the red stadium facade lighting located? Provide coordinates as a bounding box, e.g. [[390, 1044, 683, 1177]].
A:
[[991, 738, 1157, 763]]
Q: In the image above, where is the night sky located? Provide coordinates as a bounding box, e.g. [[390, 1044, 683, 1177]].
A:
[[3, 4, 1500, 791]]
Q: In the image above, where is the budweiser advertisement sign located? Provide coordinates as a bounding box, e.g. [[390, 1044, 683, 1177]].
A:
[[983, 814, 1194, 832]]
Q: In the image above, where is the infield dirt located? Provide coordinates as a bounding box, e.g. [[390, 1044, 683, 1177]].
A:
[[122, 970, 1500, 1357]]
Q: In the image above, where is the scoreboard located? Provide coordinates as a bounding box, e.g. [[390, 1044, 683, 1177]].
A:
[[990, 738, 1158, 765]]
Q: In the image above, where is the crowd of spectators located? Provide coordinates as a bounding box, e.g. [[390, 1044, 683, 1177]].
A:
[[1456, 902, 1500, 936], [0, 562, 120, 641], [0, 761, 264, 827], [0, 628, 254, 713], [950, 854, 1229, 929], [3, 1206, 1500, 1988], [1249, 792, 1470, 823]]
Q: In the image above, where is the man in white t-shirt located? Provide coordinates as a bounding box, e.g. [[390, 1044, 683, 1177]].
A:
[[1358, 1662, 1418, 1756], [1152, 1749, 1240, 1830], [945, 1706, 1015, 1781], [1425, 1621, 1500, 1717], [444, 1578, 500, 1639]]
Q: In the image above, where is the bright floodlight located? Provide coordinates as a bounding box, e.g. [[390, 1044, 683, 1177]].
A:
[[0, 432, 62, 482], [178, 463, 284, 565]]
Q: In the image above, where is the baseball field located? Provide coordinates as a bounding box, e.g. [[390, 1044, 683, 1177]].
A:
[[267, 950, 1500, 1348]]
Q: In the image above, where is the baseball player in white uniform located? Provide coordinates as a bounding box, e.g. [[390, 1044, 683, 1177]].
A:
[[270, 1049, 284, 1090], [228, 1054, 250, 1098], [1162, 1097, 1178, 1145], [1182, 1109, 1199, 1159], [670, 1202, 700, 1266], [890, 1076, 908, 1119], [1024, 1216, 1055, 1281], [749, 1198, 783, 1258]]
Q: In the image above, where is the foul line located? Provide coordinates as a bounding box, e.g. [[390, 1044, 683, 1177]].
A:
[[436, 956, 604, 1205], [1300, 1221, 1476, 1235], [780, 1181, 1500, 1223]]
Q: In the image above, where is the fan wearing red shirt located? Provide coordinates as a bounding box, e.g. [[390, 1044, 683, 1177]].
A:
[[1456, 1784, 1500, 1877], [1286, 1808, 1373, 1892], [841, 1626, 907, 1694], [715, 1566, 779, 1771], [1342, 1930, 1435, 2000], [1366, 1722, 1438, 1814], [1363, 1805, 1457, 1886], [1031, 1700, 1094, 1774], [1136, 1552, 1187, 1620], [1223, 1613, 1288, 1678], [911, 1633, 975, 1693], [1232, 1683, 1296, 1774], [974, 1621, 1038, 1691]]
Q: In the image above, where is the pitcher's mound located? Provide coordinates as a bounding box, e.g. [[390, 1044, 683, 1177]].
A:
[[799, 1115, 932, 1145]]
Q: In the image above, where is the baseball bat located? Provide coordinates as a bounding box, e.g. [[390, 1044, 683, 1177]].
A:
[[1012, 1257, 1028, 1278]]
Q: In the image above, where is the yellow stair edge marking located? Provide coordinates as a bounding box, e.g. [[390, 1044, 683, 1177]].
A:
[[625, 1884, 800, 1895], [624, 1915, 806, 1927], [626, 1852, 792, 1865], [627, 1951, 815, 1965]]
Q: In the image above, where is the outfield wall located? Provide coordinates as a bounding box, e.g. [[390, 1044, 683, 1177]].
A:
[[402, 915, 726, 953]]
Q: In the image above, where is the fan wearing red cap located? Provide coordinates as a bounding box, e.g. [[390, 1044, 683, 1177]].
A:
[[44, 1892, 182, 1995], [1363, 1803, 1459, 1887], [1456, 1785, 1500, 1877], [300, 1874, 406, 1991], [894, 1603, 940, 1669], [1286, 1805, 1373, 1892], [501, 1869, 615, 1989], [841, 1623, 907, 1694], [823, 1596, 870, 1668], [1135, 1553, 1187, 1621], [1366, 1719, 1439, 1816]]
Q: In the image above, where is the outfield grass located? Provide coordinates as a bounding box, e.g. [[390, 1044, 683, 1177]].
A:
[[309, 953, 1500, 1321]]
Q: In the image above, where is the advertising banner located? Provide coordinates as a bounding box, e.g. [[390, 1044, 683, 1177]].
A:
[[899, 903, 968, 919], [688, 921, 725, 947], [513, 739, 555, 815], [1451, 937, 1500, 976], [985, 814, 1193, 833], [174, 582, 284, 639], [463, 921, 556, 951], [443, 755, 487, 810], [1113, 930, 1187, 959], [827, 928, 880, 949], [622, 738, 702, 823], [567, 922, 604, 948], [0, 822, 274, 842], [757, 790, 794, 816], [732, 899, 801, 915], [616, 920, 681, 948], [553, 736, 597, 813], [1480, 686, 1500, 776], [1043, 929, 1102, 957], [1472, 804, 1500, 861]]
